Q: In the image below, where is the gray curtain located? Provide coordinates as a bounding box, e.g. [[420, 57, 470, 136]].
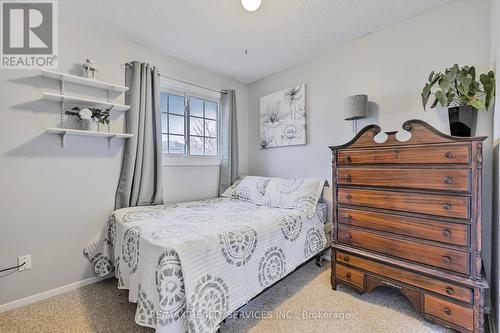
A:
[[219, 90, 239, 195], [115, 61, 163, 209]]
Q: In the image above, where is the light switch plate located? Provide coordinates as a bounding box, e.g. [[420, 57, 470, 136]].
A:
[[18, 255, 31, 271]]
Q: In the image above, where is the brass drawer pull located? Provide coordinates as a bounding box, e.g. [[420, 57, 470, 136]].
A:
[[442, 256, 452, 264], [446, 287, 454, 295], [442, 228, 452, 238], [445, 152, 453, 158], [344, 233, 352, 240], [444, 307, 452, 315], [345, 155, 352, 162], [344, 174, 352, 181], [345, 272, 352, 279], [343, 256, 349, 262], [444, 176, 453, 184], [442, 203, 452, 210], [345, 194, 352, 200], [345, 214, 352, 222]]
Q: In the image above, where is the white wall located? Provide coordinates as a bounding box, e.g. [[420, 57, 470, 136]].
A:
[[248, 0, 494, 304], [0, 19, 248, 306], [163, 165, 221, 202], [0, 0, 496, 319]]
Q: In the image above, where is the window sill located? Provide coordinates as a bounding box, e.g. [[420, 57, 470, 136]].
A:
[[163, 155, 221, 167]]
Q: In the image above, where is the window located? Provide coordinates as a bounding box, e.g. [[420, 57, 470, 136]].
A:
[[161, 93, 186, 155], [160, 91, 219, 157]]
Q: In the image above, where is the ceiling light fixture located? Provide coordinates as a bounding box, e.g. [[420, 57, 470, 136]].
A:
[[241, 0, 262, 12]]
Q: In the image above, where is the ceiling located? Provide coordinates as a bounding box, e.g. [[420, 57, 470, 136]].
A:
[[60, 0, 451, 83]]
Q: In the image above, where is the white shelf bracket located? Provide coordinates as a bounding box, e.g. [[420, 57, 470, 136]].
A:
[[107, 135, 116, 149], [59, 132, 66, 147], [107, 103, 113, 133], [60, 80, 66, 128]]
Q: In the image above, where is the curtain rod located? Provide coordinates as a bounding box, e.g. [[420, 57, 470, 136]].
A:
[[123, 62, 227, 95]]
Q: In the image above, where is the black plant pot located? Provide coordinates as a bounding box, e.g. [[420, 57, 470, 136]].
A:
[[448, 105, 477, 137]]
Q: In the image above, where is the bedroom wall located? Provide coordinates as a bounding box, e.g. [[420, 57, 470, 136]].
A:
[[248, 0, 495, 307], [0, 19, 248, 307]]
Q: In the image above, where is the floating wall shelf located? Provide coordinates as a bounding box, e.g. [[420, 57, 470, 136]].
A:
[[43, 92, 130, 111], [41, 69, 132, 148], [46, 128, 133, 147], [41, 70, 129, 92]]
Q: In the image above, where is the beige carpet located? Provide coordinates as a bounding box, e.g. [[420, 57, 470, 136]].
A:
[[0, 261, 451, 333]]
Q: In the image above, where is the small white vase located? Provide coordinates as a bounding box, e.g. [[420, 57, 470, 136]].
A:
[[80, 119, 99, 131]]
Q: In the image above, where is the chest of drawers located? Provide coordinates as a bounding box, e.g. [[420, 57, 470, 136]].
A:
[[330, 120, 488, 333]]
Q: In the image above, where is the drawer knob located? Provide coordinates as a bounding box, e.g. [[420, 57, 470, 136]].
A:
[[446, 287, 454, 295], [444, 307, 452, 315], [345, 214, 352, 222], [442, 203, 452, 210], [345, 194, 352, 200], [344, 174, 352, 181], [444, 176, 453, 184], [445, 152, 453, 159], [345, 155, 352, 162], [442, 228, 452, 238], [442, 256, 452, 264], [345, 272, 352, 279], [344, 233, 352, 240], [343, 256, 350, 262]]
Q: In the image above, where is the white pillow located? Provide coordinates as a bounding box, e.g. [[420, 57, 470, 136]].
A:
[[263, 178, 325, 217], [221, 176, 271, 204]]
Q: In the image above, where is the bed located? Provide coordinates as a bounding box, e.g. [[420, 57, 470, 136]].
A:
[[84, 176, 329, 333]]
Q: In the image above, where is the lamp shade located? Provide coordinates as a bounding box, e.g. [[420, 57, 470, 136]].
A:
[[344, 95, 368, 120]]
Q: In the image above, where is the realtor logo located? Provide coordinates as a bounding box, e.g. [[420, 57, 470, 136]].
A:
[[1, 0, 58, 68]]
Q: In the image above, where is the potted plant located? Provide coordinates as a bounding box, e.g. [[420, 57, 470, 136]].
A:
[[65, 107, 110, 131], [421, 64, 495, 137]]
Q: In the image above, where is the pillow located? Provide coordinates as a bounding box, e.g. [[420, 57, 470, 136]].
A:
[[263, 178, 325, 217], [221, 176, 271, 204]]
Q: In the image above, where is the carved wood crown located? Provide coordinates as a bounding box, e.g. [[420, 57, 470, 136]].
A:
[[329, 119, 487, 150]]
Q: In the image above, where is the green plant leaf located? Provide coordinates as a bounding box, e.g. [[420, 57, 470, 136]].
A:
[[446, 66, 458, 82], [421, 93, 428, 109], [435, 90, 447, 107], [480, 71, 496, 110], [421, 83, 432, 109], [430, 98, 439, 108], [470, 99, 484, 110], [439, 76, 451, 91], [457, 83, 467, 96], [457, 73, 472, 96], [446, 91, 456, 105], [469, 66, 476, 81], [469, 81, 479, 96], [428, 71, 435, 83]]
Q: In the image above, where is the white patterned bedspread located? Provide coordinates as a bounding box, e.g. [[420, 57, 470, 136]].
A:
[[84, 197, 328, 333]]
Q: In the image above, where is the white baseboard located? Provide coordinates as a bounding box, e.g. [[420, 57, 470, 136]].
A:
[[0, 275, 106, 314]]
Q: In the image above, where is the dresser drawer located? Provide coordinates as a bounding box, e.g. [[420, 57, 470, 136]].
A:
[[338, 144, 470, 165], [338, 188, 470, 219], [336, 251, 472, 303], [337, 227, 470, 274], [336, 264, 365, 289], [338, 208, 469, 246], [424, 294, 474, 331], [337, 168, 469, 192]]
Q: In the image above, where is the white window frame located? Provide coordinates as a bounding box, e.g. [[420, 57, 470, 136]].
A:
[[160, 78, 222, 166]]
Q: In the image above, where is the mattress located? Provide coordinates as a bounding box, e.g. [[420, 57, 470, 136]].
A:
[[84, 197, 328, 333]]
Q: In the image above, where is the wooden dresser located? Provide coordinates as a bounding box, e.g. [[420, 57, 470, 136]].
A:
[[330, 120, 488, 333]]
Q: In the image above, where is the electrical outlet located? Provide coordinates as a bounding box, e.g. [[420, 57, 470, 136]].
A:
[[18, 255, 31, 271]]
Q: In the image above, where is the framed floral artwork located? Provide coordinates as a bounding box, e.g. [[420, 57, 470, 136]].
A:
[[260, 83, 306, 149]]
